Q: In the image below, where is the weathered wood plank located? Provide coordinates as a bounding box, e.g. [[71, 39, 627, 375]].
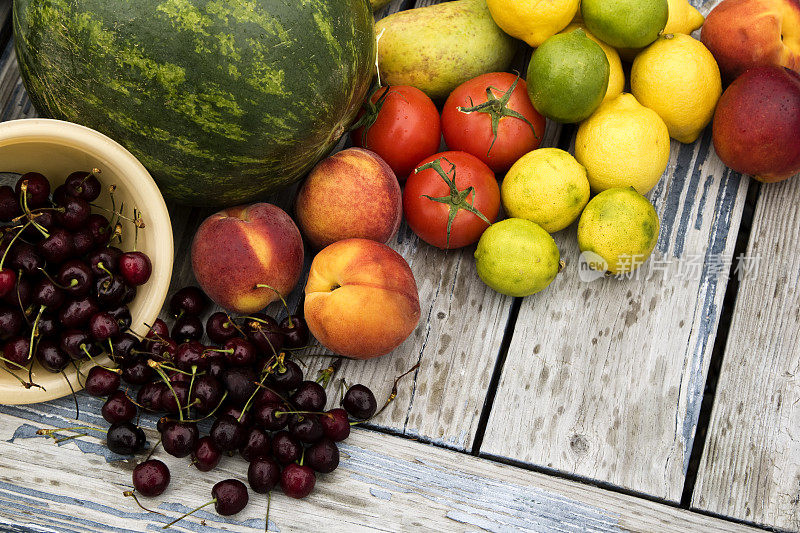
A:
[[0, 396, 761, 533], [479, 0, 746, 503], [691, 176, 800, 530]]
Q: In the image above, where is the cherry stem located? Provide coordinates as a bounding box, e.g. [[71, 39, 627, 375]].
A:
[[145, 437, 162, 461], [264, 492, 271, 533], [415, 157, 491, 249], [254, 284, 293, 328], [37, 425, 105, 437], [149, 362, 184, 423], [61, 370, 79, 419], [186, 391, 228, 423], [274, 410, 332, 419], [81, 345, 118, 373], [316, 359, 342, 387], [124, 490, 164, 516], [97, 261, 114, 279], [0, 355, 27, 371], [28, 305, 46, 362], [0, 221, 32, 271], [36, 267, 71, 289], [186, 366, 198, 418], [162, 499, 216, 529], [238, 371, 271, 422], [352, 362, 420, 426]]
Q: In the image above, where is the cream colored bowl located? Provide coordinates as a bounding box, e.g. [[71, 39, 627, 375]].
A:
[[0, 119, 173, 404]]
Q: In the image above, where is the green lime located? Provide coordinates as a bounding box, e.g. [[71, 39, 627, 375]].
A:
[[581, 0, 668, 49], [527, 29, 610, 124], [577, 187, 660, 275], [474, 218, 561, 297]]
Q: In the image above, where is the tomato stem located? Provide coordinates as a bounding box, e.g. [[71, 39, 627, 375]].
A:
[[415, 157, 492, 249], [456, 73, 540, 156]]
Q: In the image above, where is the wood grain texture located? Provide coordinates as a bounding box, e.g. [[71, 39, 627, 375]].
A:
[[0, 395, 760, 533], [692, 176, 800, 531], [480, 0, 745, 501]]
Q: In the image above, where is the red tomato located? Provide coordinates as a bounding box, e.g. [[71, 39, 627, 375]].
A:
[[352, 86, 441, 180], [441, 73, 546, 173], [403, 151, 500, 249]]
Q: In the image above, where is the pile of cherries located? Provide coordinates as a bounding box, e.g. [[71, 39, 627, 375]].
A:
[[0, 170, 151, 384], [77, 285, 380, 527]]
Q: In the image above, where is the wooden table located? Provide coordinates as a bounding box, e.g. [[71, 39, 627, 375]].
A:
[[0, 0, 797, 531]]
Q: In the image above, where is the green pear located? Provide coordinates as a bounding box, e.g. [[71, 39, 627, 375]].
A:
[[375, 0, 517, 99]]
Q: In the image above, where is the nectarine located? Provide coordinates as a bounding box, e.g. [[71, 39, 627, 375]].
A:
[[702, 0, 800, 81], [304, 239, 420, 359], [713, 66, 800, 182], [295, 148, 402, 249], [191, 203, 304, 314]]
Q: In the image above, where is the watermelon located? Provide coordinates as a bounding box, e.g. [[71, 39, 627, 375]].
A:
[[13, 0, 375, 207]]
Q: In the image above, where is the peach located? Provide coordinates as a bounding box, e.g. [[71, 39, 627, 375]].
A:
[[713, 65, 800, 182], [304, 239, 420, 359], [701, 0, 800, 81], [295, 148, 402, 249], [191, 203, 304, 314]]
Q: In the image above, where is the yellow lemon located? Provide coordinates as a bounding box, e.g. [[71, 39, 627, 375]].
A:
[[487, 0, 580, 47], [474, 219, 561, 297], [560, 22, 625, 103], [631, 34, 721, 144], [575, 93, 670, 194], [501, 148, 590, 233], [664, 0, 705, 34], [577, 187, 660, 275]]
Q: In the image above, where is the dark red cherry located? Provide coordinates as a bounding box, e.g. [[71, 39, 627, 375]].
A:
[[64, 171, 101, 202], [254, 387, 285, 408], [210, 414, 246, 452], [160, 381, 190, 414], [86, 214, 111, 246], [10, 244, 43, 275], [174, 341, 205, 371], [171, 314, 203, 343], [321, 408, 351, 442], [343, 384, 377, 420], [71, 228, 95, 257], [2, 275, 30, 309], [307, 438, 340, 474], [169, 286, 209, 317], [123, 359, 156, 385], [206, 312, 237, 344], [89, 311, 120, 341], [221, 338, 257, 367], [84, 366, 120, 397], [118, 251, 151, 286], [239, 427, 271, 462], [102, 390, 137, 423], [109, 333, 138, 365], [0, 186, 21, 222], [36, 314, 57, 338], [37, 229, 74, 264], [268, 360, 303, 392], [253, 402, 289, 431], [57, 260, 93, 297], [88, 247, 120, 276], [279, 315, 309, 349], [211, 479, 248, 516], [244, 314, 284, 355], [59, 297, 100, 328], [132, 459, 170, 497], [36, 340, 69, 372], [161, 421, 198, 458], [149, 337, 178, 362], [16, 172, 51, 208], [145, 318, 169, 344], [222, 367, 257, 405], [189, 375, 222, 414], [0, 306, 23, 340], [94, 275, 126, 307], [56, 196, 91, 230], [137, 382, 167, 411], [0, 269, 16, 299], [219, 404, 251, 428], [280, 463, 315, 499], [289, 414, 324, 443], [192, 436, 221, 472], [106, 421, 146, 455], [106, 305, 132, 331], [272, 431, 301, 465], [33, 278, 65, 309], [3, 336, 31, 369], [291, 381, 327, 411], [248, 457, 281, 494]]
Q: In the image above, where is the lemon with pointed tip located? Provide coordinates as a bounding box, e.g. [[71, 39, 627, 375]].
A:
[[474, 219, 561, 297], [577, 187, 660, 275], [664, 0, 705, 34], [560, 23, 625, 103], [575, 93, 670, 194], [486, 0, 581, 47], [631, 34, 721, 144]]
